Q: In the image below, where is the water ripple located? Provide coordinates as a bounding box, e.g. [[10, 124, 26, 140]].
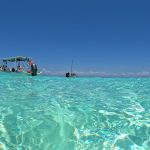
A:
[[0, 74, 150, 149]]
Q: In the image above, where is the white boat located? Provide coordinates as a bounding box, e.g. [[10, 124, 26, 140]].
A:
[[0, 56, 41, 76]]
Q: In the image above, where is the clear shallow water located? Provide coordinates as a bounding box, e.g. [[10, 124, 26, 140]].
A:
[[0, 73, 150, 150]]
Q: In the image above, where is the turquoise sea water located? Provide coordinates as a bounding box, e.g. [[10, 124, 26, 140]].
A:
[[0, 73, 150, 150]]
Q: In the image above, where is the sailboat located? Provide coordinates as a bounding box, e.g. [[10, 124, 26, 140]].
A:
[[65, 59, 77, 77]]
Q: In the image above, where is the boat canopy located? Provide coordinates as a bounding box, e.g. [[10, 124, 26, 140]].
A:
[[3, 56, 31, 62]]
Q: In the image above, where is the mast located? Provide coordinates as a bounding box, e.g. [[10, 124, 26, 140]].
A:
[[70, 59, 74, 75]]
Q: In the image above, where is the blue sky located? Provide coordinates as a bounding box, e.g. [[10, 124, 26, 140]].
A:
[[0, 0, 150, 74]]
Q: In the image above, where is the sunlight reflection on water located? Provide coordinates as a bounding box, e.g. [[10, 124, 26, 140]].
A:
[[0, 74, 150, 149]]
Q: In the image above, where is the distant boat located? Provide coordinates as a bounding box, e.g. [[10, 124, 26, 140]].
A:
[[65, 59, 77, 77], [0, 56, 40, 76]]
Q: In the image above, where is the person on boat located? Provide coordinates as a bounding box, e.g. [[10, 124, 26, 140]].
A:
[[27, 60, 38, 76], [17, 65, 23, 72], [11, 68, 16, 72], [0, 66, 2, 71], [2, 65, 10, 72]]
